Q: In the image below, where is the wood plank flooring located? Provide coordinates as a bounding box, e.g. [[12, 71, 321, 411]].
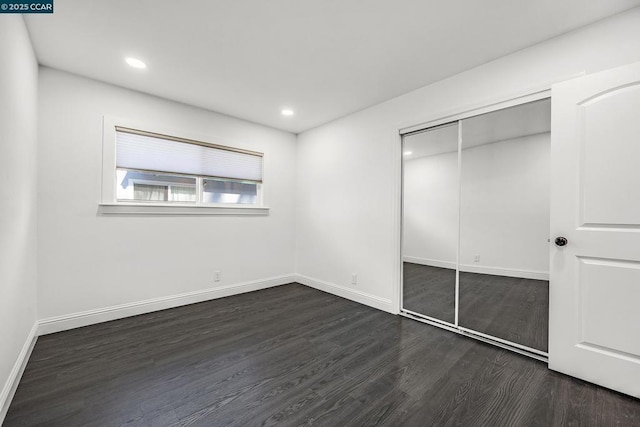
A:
[[403, 263, 549, 351], [5, 283, 639, 426], [459, 271, 549, 352], [403, 263, 455, 323]]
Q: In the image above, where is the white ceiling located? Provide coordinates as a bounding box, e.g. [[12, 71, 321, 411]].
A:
[[403, 98, 551, 159], [25, 1, 640, 133]]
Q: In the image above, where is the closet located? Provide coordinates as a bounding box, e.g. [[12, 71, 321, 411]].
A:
[[401, 98, 551, 359], [399, 62, 640, 396]]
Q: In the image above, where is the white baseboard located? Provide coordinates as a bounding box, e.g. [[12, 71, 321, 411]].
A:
[[38, 275, 296, 335], [402, 256, 548, 280], [1, 321, 38, 425], [295, 274, 395, 314], [403, 256, 456, 270], [459, 264, 549, 281], [3, 273, 396, 422]]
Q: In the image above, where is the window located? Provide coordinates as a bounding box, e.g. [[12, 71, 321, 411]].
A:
[[116, 170, 197, 202], [108, 126, 263, 208]]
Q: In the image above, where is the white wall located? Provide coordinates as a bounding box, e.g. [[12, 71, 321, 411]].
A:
[[403, 151, 458, 268], [0, 16, 38, 419], [295, 8, 640, 312], [403, 133, 550, 278], [37, 68, 297, 321], [460, 133, 550, 275]]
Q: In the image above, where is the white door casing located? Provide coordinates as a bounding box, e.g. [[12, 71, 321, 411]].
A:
[[549, 61, 640, 397]]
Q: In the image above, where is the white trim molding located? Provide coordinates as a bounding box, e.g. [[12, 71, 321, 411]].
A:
[[459, 264, 549, 281], [1, 322, 38, 424], [38, 275, 295, 335], [295, 274, 395, 314], [402, 257, 548, 281], [98, 203, 269, 216], [403, 256, 457, 270]]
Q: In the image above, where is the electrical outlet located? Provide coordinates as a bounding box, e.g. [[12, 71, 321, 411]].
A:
[[351, 273, 357, 285], [215, 270, 221, 282], [474, 255, 480, 263]]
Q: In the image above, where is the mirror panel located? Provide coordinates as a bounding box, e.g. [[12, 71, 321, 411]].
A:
[[458, 99, 551, 351], [402, 123, 458, 324]]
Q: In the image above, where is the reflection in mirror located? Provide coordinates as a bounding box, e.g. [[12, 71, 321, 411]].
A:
[[402, 123, 458, 324], [458, 98, 551, 351]]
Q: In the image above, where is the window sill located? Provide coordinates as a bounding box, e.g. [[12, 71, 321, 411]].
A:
[[98, 203, 270, 216]]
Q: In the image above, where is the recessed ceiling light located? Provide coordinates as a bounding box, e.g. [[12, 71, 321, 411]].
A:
[[403, 151, 413, 156], [281, 109, 294, 116], [125, 57, 146, 69]]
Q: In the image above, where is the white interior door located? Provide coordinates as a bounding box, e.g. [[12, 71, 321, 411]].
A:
[[549, 61, 640, 398]]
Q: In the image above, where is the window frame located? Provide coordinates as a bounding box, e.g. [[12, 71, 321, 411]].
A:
[[118, 169, 197, 204], [100, 116, 269, 215]]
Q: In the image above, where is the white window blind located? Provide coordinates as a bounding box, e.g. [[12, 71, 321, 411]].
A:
[[115, 127, 263, 182]]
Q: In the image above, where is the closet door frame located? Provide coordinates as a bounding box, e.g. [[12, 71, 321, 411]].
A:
[[401, 122, 460, 329], [397, 88, 551, 361]]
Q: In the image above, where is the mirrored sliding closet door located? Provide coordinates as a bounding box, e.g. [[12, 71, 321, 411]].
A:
[[458, 99, 551, 354], [401, 123, 459, 325], [401, 98, 551, 357]]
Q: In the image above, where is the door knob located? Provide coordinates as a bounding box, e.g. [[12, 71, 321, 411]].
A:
[[555, 236, 568, 247]]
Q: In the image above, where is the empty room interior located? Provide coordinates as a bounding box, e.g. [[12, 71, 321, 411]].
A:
[[2, 1, 640, 425]]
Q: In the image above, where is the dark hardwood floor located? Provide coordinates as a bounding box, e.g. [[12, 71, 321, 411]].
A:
[[459, 271, 549, 352], [403, 263, 549, 352], [5, 283, 639, 426], [403, 262, 455, 323]]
